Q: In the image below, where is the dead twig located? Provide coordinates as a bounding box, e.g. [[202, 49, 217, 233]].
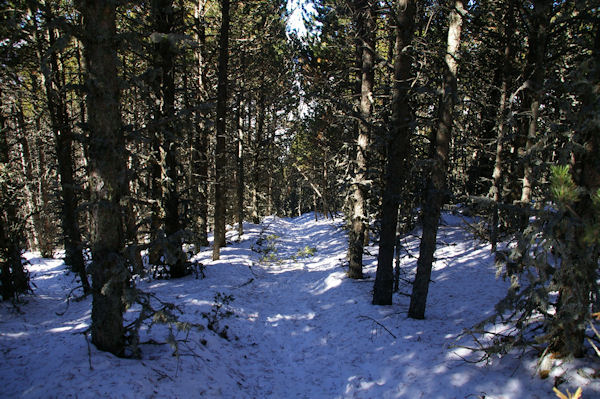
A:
[[357, 315, 397, 339], [83, 330, 93, 370]]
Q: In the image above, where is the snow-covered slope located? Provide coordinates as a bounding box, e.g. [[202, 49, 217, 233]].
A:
[[1, 213, 598, 398]]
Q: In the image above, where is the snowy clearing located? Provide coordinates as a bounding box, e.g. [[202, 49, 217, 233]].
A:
[[1, 213, 599, 398]]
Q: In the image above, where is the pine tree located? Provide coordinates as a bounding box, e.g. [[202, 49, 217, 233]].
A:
[[77, 0, 130, 356], [373, 0, 416, 305], [32, 2, 90, 292], [212, 0, 230, 261], [409, 0, 464, 319], [0, 88, 30, 301], [347, 0, 376, 280]]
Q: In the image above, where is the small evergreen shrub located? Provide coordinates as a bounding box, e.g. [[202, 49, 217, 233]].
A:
[[461, 165, 600, 367]]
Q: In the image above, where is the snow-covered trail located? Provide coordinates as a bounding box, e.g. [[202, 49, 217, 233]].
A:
[[228, 215, 359, 397], [222, 215, 514, 398], [1, 213, 599, 398]]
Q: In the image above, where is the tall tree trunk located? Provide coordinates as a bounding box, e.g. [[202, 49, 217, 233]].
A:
[[0, 90, 30, 301], [235, 84, 245, 238], [148, 136, 163, 266], [373, 0, 416, 306], [212, 0, 230, 261], [297, 184, 302, 217], [34, 5, 90, 292], [347, 0, 375, 280], [14, 103, 41, 251], [77, 0, 129, 356], [266, 114, 274, 216], [151, 0, 187, 277], [192, 0, 209, 248], [489, 1, 515, 253], [267, 144, 273, 215], [519, 0, 551, 206], [408, 0, 464, 319], [252, 90, 266, 224], [35, 133, 54, 258], [322, 148, 330, 219]]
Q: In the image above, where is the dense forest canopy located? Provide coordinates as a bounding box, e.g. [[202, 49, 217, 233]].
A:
[[1, 0, 599, 378]]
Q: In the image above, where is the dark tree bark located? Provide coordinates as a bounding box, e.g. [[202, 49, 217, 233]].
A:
[[373, 0, 416, 306], [151, 0, 187, 277], [322, 147, 330, 219], [77, 0, 129, 356], [192, 0, 209, 248], [34, 4, 90, 292], [34, 127, 54, 258], [251, 89, 266, 224], [148, 136, 163, 266], [212, 0, 230, 261], [0, 89, 30, 301], [552, 20, 600, 358], [347, 0, 375, 280], [409, 0, 464, 319]]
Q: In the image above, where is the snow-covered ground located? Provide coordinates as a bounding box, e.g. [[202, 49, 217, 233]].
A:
[[1, 213, 599, 398]]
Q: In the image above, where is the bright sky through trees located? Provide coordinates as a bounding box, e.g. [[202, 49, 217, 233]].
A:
[[286, 0, 317, 37]]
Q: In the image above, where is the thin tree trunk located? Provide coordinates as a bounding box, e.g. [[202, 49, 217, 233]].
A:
[[35, 134, 54, 258], [14, 103, 41, 251], [212, 0, 230, 261], [322, 150, 329, 219], [519, 0, 551, 206], [298, 184, 302, 217], [373, 0, 415, 306], [347, 0, 375, 280], [77, 0, 129, 356], [252, 90, 266, 224], [235, 85, 245, 238], [408, 0, 464, 319], [193, 0, 209, 248], [489, 2, 515, 253], [148, 136, 163, 266], [266, 113, 274, 216]]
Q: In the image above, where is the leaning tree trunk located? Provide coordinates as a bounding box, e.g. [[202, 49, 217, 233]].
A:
[[347, 0, 375, 280], [372, 0, 416, 306], [408, 0, 464, 319], [77, 0, 129, 356], [212, 0, 230, 261]]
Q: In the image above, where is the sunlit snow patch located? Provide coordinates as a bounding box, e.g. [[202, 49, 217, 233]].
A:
[[309, 271, 345, 295]]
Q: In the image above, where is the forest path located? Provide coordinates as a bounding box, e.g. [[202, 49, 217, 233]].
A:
[[214, 213, 538, 398], [229, 214, 359, 398], [213, 213, 500, 398]]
